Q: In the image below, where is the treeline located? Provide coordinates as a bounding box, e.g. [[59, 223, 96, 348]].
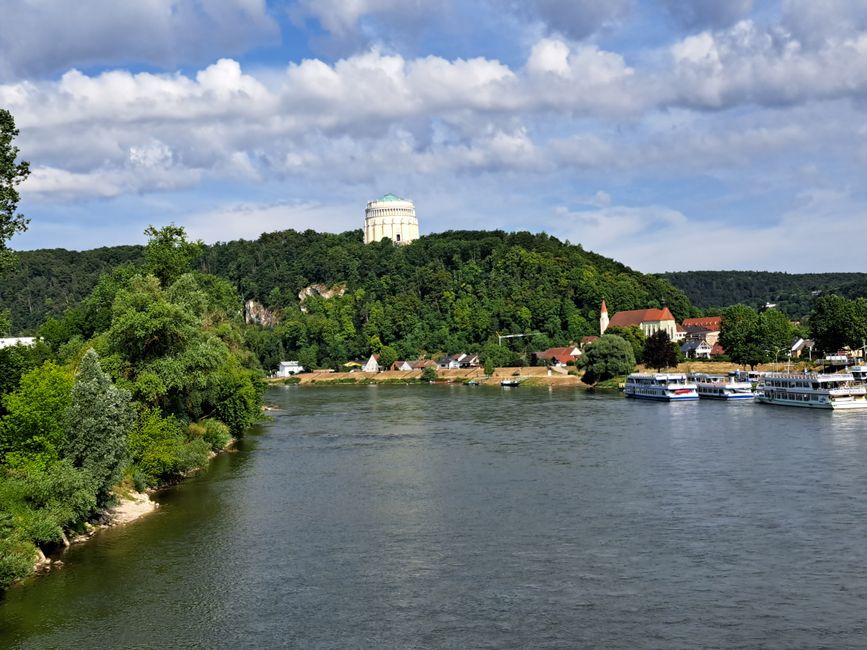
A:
[[659, 270, 867, 320], [3, 229, 696, 370], [0, 227, 263, 589], [201, 229, 695, 370], [0, 245, 145, 333]]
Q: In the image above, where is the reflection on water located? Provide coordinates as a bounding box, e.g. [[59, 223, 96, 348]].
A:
[[2, 385, 867, 649]]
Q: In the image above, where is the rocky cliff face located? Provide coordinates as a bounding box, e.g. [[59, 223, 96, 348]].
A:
[[244, 300, 280, 327], [298, 283, 346, 312]]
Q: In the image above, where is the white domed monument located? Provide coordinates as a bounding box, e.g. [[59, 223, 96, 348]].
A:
[[363, 193, 420, 245]]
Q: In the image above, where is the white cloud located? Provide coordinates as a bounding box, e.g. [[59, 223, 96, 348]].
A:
[[184, 200, 360, 243], [551, 190, 867, 273], [0, 0, 278, 80], [667, 19, 867, 109]]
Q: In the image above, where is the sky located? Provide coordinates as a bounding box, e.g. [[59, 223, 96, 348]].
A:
[[2, 0, 867, 273]]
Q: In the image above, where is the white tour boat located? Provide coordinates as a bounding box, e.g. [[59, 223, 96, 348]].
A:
[[690, 373, 754, 400], [624, 373, 698, 401], [848, 365, 867, 384], [755, 372, 867, 410]]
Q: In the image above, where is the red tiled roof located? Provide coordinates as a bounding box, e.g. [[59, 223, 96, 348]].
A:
[[536, 347, 579, 364], [410, 360, 437, 369], [682, 316, 721, 330], [581, 335, 599, 345], [608, 307, 675, 328], [710, 342, 725, 356]]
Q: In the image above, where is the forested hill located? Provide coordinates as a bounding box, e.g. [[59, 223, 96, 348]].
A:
[[3, 230, 693, 351], [659, 271, 867, 319], [0, 245, 145, 333]]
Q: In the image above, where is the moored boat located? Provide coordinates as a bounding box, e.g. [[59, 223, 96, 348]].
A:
[[500, 378, 521, 387], [755, 372, 867, 410], [690, 373, 754, 400], [624, 373, 698, 401]]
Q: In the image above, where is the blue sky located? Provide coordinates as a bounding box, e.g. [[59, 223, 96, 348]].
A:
[[3, 0, 867, 272]]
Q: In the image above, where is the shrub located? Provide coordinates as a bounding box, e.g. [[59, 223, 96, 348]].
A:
[[201, 420, 231, 451], [421, 365, 438, 382]]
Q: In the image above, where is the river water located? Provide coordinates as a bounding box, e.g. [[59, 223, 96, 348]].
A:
[[2, 385, 866, 648]]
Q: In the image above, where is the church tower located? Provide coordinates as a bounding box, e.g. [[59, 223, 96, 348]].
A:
[[600, 300, 609, 335], [364, 193, 420, 245]]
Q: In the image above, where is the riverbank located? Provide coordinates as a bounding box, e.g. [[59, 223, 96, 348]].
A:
[[268, 360, 812, 389], [26, 435, 239, 583]]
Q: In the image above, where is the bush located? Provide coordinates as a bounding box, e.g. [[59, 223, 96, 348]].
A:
[[129, 410, 210, 485], [201, 420, 231, 451], [421, 365, 438, 382]]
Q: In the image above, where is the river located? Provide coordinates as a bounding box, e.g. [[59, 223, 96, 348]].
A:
[[2, 385, 866, 648]]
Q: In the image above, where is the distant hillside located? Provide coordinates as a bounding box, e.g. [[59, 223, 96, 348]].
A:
[[2, 230, 693, 346], [659, 271, 867, 319], [0, 245, 145, 333]]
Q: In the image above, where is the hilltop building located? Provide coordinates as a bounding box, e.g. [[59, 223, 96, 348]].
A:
[[364, 193, 420, 245]]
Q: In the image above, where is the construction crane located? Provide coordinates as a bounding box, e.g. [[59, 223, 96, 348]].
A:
[[496, 332, 541, 346]]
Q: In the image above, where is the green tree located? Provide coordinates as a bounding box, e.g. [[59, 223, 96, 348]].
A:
[[421, 365, 438, 382], [809, 295, 867, 354], [642, 331, 678, 371], [719, 304, 765, 369], [606, 325, 645, 362], [0, 362, 74, 468], [0, 109, 30, 273], [64, 349, 136, 506], [581, 334, 635, 384], [143, 224, 204, 287], [379, 345, 398, 369]]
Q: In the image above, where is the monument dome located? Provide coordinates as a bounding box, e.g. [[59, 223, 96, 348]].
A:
[[364, 193, 419, 245]]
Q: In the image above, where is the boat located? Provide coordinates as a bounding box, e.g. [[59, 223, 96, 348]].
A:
[[624, 373, 698, 401], [755, 372, 867, 410], [690, 373, 754, 400], [848, 365, 867, 384], [500, 378, 521, 387]]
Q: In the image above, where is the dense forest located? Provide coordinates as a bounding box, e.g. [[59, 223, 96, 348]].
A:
[[0, 245, 145, 332], [3, 229, 695, 370], [659, 270, 867, 320]]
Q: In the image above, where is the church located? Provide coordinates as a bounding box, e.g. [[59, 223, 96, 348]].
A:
[[363, 193, 419, 245]]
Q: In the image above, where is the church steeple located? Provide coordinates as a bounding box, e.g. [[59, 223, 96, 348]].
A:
[[600, 300, 609, 335]]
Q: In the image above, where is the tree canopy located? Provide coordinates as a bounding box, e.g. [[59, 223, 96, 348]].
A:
[[0, 109, 30, 273], [642, 331, 678, 371], [581, 334, 635, 384]]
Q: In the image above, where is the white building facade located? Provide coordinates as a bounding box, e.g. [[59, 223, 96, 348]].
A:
[[364, 193, 420, 245]]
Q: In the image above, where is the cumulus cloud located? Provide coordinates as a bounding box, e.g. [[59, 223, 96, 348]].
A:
[[667, 19, 867, 109], [781, 0, 867, 49], [551, 190, 867, 273], [0, 0, 278, 81]]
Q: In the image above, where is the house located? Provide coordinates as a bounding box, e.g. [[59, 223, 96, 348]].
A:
[[391, 360, 414, 371], [362, 354, 382, 373], [0, 337, 36, 349], [411, 359, 438, 370], [790, 338, 815, 359], [601, 302, 678, 340], [681, 339, 712, 359], [438, 353, 481, 369], [682, 316, 721, 346], [710, 342, 725, 357], [275, 361, 304, 377], [535, 346, 581, 366], [580, 335, 599, 350]]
